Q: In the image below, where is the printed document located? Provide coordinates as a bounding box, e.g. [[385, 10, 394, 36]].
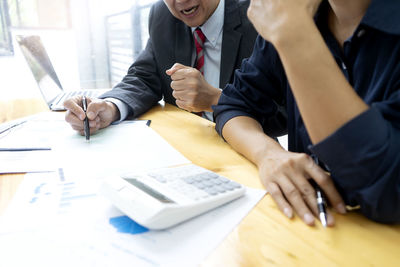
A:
[[0, 172, 266, 267]]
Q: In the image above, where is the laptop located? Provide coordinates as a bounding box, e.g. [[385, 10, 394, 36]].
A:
[[16, 35, 108, 111]]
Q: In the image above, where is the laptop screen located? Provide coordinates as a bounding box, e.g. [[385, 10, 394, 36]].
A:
[[16, 35, 63, 105]]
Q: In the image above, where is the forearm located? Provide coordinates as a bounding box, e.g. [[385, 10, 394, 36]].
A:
[[222, 116, 283, 167], [274, 18, 368, 144]]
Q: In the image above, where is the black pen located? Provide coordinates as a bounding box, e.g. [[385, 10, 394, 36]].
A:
[[82, 96, 90, 142], [315, 184, 328, 227], [0, 148, 51, 152], [311, 155, 328, 227]]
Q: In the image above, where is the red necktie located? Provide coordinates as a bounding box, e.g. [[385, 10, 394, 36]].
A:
[[194, 28, 206, 75], [193, 28, 206, 117]]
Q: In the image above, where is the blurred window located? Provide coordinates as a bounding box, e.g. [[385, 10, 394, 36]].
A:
[[8, 0, 70, 29], [0, 0, 13, 56]]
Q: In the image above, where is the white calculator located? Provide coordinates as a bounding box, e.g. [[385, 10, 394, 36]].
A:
[[100, 164, 246, 230]]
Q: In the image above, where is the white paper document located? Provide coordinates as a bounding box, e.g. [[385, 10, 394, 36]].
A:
[[0, 150, 58, 173], [0, 172, 265, 267], [0, 112, 190, 174]]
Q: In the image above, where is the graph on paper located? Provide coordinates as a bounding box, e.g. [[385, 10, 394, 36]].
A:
[[8, 171, 149, 236]]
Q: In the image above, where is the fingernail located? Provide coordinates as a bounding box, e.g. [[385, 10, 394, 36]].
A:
[[327, 213, 335, 227], [336, 203, 346, 214], [80, 114, 85, 120], [304, 213, 315, 225], [87, 111, 94, 119], [284, 208, 293, 218]]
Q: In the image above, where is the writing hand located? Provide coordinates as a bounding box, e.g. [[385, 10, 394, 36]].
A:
[[64, 96, 119, 135]]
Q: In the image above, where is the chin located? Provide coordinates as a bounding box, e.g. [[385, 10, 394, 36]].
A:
[[182, 18, 205, 28]]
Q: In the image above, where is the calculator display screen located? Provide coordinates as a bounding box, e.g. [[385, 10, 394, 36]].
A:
[[123, 178, 175, 203]]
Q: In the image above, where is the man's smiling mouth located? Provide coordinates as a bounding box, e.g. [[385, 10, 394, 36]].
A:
[[181, 5, 199, 15]]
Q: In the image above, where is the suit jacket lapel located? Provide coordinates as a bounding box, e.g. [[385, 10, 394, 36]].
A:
[[175, 21, 192, 67], [220, 0, 242, 88]]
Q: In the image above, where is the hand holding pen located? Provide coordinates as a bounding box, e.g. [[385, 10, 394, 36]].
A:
[[316, 185, 328, 227], [310, 155, 346, 228], [64, 96, 120, 136], [257, 149, 346, 227]]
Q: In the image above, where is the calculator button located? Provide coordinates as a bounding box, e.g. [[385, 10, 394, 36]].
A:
[[204, 187, 218, 195], [222, 183, 235, 191], [192, 182, 206, 190], [183, 177, 195, 184], [210, 178, 222, 185], [213, 185, 227, 193], [228, 181, 241, 189], [199, 173, 212, 180], [206, 172, 219, 178], [193, 175, 204, 182], [218, 177, 230, 183], [202, 180, 213, 187], [138, 165, 244, 203]]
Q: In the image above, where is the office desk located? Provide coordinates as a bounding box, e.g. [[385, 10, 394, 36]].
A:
[[1, 98, 399, 266]]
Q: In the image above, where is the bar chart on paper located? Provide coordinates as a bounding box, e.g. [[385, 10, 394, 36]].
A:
[[1, 171, 151, 236], [0, 171, 265, 267], [109, 216, 149, 234]]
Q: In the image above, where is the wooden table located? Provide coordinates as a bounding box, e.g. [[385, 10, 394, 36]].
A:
[[1, 98, 399, 266]]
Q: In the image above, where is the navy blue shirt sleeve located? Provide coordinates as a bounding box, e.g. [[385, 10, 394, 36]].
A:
[[310, 103, 400, 223], [214, 36, 288, 138], [215, 30, 400, 223]]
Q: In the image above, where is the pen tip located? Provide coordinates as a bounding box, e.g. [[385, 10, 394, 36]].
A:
[[320, 214, 328, 228]]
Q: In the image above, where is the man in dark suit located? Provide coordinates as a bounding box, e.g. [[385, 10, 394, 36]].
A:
[[64, 0, 257, 135]]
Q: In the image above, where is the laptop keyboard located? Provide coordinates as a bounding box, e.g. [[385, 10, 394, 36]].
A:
[[56, 90, 98, 105]]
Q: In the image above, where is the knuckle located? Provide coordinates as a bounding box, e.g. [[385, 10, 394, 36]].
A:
[[297, 153, 309, 162], [187, 99, 195, 107], [266, 183, 280, 196], [300, 185, 313, 196], [188, 81, 197, 89], [64, 112, 72, 123], [286, 187, 300, 200], [281, 158, 295, 169], [63, 99, 70, 107]]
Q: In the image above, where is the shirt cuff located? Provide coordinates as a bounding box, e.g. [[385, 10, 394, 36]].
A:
[[104, 98, 129, 124], [308, 106, 389, 188]]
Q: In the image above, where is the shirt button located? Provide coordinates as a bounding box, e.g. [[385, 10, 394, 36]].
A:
[[341, 62, 347, 70], [357, 29, 366, 38]]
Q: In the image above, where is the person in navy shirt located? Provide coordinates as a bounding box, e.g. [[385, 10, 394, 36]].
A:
[[214, 0, 400, 226]]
